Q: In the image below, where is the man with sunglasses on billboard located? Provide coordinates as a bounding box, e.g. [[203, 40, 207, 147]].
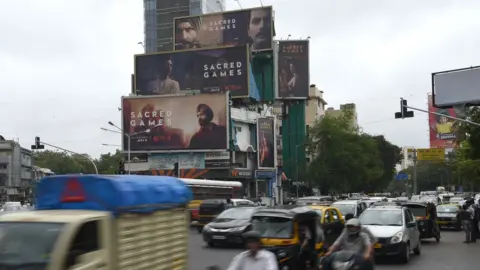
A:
[[247, 8, 272, 51]]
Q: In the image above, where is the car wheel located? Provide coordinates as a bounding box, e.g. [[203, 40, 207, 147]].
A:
[[207, 241, 214, 247], [197, 227, 203, 233], [413, 239, 421, 255], [435, 235, 440, 243], [401, 243, 410, 263]]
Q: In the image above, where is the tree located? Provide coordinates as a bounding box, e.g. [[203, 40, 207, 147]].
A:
[[33, 149, 123, 175], [370, 135, 403, 191], [307, 112, 383, 194], [455, 106, 480, 159]]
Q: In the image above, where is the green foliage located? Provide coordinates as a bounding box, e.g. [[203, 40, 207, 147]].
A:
[[370, 135, 403, 191], [307, 112, 388, 194], [455, 106, 480, 159], [33, 150, 123, 175]]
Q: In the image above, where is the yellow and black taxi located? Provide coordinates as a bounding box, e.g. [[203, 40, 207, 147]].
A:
[[403, 201, 441, 242], [308, 204, 345, 248], [250, 206, 325, 270], [436, 204, 461, 230]]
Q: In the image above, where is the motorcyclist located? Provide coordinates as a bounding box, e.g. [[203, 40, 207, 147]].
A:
[[227, 231, 278, 270], [322, 218, 374, 270]]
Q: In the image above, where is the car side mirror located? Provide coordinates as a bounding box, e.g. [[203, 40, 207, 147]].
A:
[[345, 213, 354, 221], [407, 222, 417, 228]]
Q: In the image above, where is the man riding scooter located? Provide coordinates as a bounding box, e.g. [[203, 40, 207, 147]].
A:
[[322, 218, 374, 270]]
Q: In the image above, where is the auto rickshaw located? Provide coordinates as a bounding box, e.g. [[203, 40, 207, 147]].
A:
[[403, 201, 441, 242], [251, 206, 325, 270], [196, 198, 229, 232]]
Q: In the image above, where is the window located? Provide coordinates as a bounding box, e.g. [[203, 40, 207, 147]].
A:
[[279, 126, 283, 135], [404, 210, 411, 224], [324, 210, 331, 223], [64, 221, 100, 269], [235, 126, 242, 133], [331, 210, 339, 221]]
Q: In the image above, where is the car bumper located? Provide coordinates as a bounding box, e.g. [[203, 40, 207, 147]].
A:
[[374, 242, 407, 256], [203, 230, 246, 244], [437, 219, 459, 227]]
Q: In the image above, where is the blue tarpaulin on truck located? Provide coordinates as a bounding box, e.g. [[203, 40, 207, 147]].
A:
[[35, 174, 192, 214]]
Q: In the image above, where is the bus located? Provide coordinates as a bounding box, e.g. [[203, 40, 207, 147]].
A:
[[178, 178, 243, 222]]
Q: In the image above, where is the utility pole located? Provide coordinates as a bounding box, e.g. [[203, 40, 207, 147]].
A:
[[412, 149, 418, 195]]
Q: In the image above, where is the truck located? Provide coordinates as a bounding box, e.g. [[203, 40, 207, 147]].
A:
[[0, 174, 192, 270]]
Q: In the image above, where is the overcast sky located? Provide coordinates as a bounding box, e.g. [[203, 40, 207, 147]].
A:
[[1, 0, 479, 158]]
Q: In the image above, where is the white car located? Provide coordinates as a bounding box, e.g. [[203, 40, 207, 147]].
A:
[[359, 204, 421, 263]]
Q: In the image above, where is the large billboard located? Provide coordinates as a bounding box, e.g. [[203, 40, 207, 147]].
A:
[[122, 93, 229, 152], [174, 6, 273, 52], [428, 95, 457, 148], [134, 46, 249, 98], [432, 66, 480, 108], [257, 117, 276, 169], [277, 40, 310, 99]]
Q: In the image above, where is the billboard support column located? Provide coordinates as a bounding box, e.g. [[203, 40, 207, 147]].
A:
[[412, 149, 418, 195]]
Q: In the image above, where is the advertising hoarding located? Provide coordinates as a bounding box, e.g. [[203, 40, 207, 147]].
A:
[[174, 6, 273, 52], [432, 66, 480, 108], [257, 117, 276, 169], [277, 40, 310, 99], [122, 93, 229, 152], [428, 95, 457, 148], [134, 46, 249, 98]]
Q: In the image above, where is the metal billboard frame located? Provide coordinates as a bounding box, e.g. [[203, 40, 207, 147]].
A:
[[432, 65, 480, 108]]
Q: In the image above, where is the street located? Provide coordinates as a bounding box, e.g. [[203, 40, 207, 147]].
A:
[[188, 229, 480, 270]]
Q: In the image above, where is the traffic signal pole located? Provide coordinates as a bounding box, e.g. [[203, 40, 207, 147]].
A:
[[33, 138, 99, 174]]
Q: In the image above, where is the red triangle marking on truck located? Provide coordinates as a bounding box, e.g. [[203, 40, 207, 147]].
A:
[[61, 178, 86, 202]]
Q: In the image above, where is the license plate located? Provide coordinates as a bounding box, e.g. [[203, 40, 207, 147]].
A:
[[374, 243, 382, 249], [212, 235, 226, 240]]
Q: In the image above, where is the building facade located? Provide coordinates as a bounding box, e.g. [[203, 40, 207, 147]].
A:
[[143, 0, 225, 53], [0, 139, 33, 199], [325, 103, 359, 130], [305, 84, 328, 129]]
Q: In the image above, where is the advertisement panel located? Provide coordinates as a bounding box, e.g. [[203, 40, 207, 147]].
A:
[[277, 40, 310, 99], [149, 153, 206, 169], [122, 93, 228, 152], [134, 46, 249, 97], [174, 6, 273, 52], [428, 94, 456, 148], [257, 117, 276, 169], [432, 66, 480, 108]]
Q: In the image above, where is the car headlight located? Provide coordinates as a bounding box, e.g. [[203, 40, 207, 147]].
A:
[[230, 226, 247, 232], [390, 231, 403, 244], [202, 225, 211, 232]]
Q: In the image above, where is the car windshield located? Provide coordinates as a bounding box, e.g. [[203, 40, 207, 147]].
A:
[[332, 203, 355, 215], [360, 210, 403, 226], [449, 197, 463, 202], [0, 222, 64, 266], [407, 207, 427, 217], [252, 217, 293, 238], [437, 205, 459, 213], [215, 208, 255, 220]]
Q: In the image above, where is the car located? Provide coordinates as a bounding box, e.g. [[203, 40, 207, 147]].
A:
[[359, 205, 421, 263], [448, 197, 464, 205], [437, 204, 461, 230], [230, 199, 256, 206], [202, 206, 259, 247], [309, 205, 345, 248], [296, 196, 335, 205], [331, 200, 368, 218]]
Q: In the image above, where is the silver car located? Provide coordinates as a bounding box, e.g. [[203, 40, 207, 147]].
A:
[[359, 205, 421, 263]]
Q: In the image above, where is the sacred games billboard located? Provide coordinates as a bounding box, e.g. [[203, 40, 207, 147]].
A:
[[122, 93, 229, 152], [174, 6, 273, 52], [134, 45, 249, 98]]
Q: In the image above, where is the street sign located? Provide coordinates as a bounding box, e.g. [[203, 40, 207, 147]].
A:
[[416, 148, 445, 161], [395, 172, 409, 181]]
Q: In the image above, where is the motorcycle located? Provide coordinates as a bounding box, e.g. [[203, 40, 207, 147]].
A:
[[330, 250, 374, 270]]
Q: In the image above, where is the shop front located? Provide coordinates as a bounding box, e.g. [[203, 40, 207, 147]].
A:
[[255, 170, 276, 204], [228, 168, 254, 198]]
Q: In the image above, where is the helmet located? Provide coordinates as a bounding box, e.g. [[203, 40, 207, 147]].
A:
[[243, 231, 261, 242], [345, 218, 361, 235]]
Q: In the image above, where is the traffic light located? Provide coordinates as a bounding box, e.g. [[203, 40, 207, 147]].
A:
[[117, 161, 125, 175], [173, 162, 179, 177], [394, 99, 414, 119], [31, 136, 45, 150]]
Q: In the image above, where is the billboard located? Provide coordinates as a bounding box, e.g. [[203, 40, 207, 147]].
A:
[[257, 117, 276, 169], [134, 46, 249, 98], [277, 40, 310, 99], [432, 66, 480, 108], [174, 6, 273, 52], [122, 93, 229, 152], [428, 95, 457, 148]]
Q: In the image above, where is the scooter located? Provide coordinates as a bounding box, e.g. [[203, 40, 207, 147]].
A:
[[331, 250, 374, 270]]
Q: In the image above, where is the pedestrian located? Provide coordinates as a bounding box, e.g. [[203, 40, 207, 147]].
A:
[[467, 199, 477, 243], [457, 204, 472, 243], [226, 231, 277, 270]]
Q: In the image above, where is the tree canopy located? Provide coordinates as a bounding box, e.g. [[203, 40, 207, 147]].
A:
[[33, 150, 123, 175], [306, 111, 401, 194]]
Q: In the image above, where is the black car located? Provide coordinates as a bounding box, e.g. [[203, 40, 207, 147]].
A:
[[202, 206, 258, 247]]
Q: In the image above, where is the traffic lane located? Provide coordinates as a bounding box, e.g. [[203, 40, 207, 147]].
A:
[[188, 229, 241, 270], [188, 230, 479, 270]]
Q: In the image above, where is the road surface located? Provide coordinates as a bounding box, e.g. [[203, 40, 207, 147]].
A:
[[188, 229, 480, 270]]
